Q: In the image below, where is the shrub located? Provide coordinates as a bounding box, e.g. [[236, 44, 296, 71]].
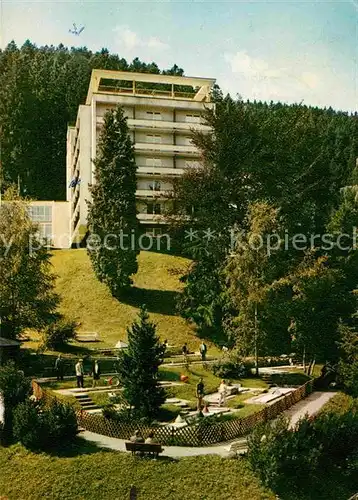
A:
[[248, 408, 358, 491], [13, 400, 47, 449], [42, 318, 77, 350], [247, 416, 320, 490], [269, 372, 311, 386], [338, 360, 358, 397], [212, 354, 252, 379], [13, 399, 78, 450], [313, 410, 358, 463], [0, 361, 31, 443], [46, 399, 78, 443]]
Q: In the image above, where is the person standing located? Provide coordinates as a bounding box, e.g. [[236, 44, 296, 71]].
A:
[[75, 359, 84, 388], [54, 354, 64, 381], [199, 341, 207, 362], [218, 379, 227, 407], [196, 377, 205, 411], [92, 359, 101, 387], [182, 343, 188, 365]]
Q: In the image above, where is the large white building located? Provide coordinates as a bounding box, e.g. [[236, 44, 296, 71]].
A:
[[67, 69, 215, 243], [28, 69, 215, 248]]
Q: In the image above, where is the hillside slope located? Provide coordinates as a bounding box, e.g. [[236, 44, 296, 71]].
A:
[[51, 249, 201, 349]]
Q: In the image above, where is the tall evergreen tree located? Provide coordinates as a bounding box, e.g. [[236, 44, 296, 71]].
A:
[[87, 105, 139, 295], [116, 306, 166, 419]]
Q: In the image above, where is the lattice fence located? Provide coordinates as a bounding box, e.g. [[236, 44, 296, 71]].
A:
[[32, 379, 314, 447]]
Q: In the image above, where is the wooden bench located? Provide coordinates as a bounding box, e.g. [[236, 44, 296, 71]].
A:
[[76, 332, 100, 342], [125, 441, 163, 458]]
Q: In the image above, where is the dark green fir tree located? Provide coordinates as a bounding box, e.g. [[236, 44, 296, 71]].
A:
[[87, 105, 139, 295], [116, 306, 166, 420]]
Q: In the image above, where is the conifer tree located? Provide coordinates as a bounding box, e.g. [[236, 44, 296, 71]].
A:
[[87, 105, 139, 295], [116, 306, 166, 419]]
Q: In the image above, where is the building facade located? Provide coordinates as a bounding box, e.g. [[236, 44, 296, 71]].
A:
[[67, 69, 215, 242], [28, 200, 71, 248]]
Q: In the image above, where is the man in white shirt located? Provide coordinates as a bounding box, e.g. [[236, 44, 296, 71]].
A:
[[75, 359, 84, 388], [218, 379, 227, 407]]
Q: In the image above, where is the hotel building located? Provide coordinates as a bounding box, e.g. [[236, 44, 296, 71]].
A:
[[29, 69, 215, 247]]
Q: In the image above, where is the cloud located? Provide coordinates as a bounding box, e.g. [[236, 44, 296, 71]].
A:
[[225, 51, 283, 81], [221, 49, 358, 111], [113, 26, 169, 52]]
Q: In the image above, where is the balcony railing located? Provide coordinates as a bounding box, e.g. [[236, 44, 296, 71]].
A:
[[96, 116, 210, 133], [136, 166, 184, 176], [97, 85, 196, 100], [135, 189, 172, 199], [134, 143, 199, 156]]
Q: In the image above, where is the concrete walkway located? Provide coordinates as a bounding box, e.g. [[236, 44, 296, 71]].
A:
[[285, 391, 336, 428], [79, 391, 337, 458], [79, 430, 233, 458]]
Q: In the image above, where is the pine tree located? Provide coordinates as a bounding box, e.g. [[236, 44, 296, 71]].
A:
[[87, 105, 139, 295], [116, 306, 166, 420]]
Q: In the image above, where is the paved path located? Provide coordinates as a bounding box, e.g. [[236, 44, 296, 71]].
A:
[[285, 391, 336, 428], [79, 391, 337, 458], [79, 430, 234, 458]]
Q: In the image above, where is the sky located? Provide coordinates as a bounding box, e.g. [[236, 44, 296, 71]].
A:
[[0, 0, 357, 112]]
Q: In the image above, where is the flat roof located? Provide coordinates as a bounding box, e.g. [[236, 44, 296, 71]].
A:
[[86, 69, 216, 105]]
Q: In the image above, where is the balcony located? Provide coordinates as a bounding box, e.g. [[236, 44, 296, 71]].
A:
[[137, 213, 167, 224], [96, 116, 210, 134], [135, 189, 172, 199], [97, 85, 197, 101], [134, 142, 199, 157], [136, 166, 184, 176]]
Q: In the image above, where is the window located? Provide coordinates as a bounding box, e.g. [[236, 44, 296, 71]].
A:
[[185, 114, 201, 123], [145, 158, 162, 167], [39, 223, 53, 241], [148, 181, 161, 191], [28, 206, 52, 222], [146, 134, 161, 143], [147, 203, 161, 215], [146, 111, 162, 121]]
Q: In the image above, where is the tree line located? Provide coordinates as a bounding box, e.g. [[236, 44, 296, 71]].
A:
[[172, 94, 358, 370]]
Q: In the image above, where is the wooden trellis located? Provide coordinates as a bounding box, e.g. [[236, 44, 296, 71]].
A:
[[32, 379, 314, 447]]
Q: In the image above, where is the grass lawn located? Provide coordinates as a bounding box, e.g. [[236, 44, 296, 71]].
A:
[[319, 392, 358, 415], [39, 249, 221, 356], [41, 365, 268, 421], [0, 443, 276, 500], [1, 441, 357, 500]]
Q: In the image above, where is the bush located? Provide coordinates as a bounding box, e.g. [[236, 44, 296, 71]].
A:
[[13, 399, 78, 450], [248, 408, 358, 492], [46, 399, 78, 443], [42, 318, 77, 350], [247, 416, 321, 490], [212, 354, 252, 379], [269, 372, 311, 386], [313, 410, 358, 463], [0, 361, 31, 443], [338, 360, 358, 397], [13, 400, 47, 449]]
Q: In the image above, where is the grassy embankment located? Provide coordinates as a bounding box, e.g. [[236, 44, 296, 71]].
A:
[[23, 249, 222, 371]]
